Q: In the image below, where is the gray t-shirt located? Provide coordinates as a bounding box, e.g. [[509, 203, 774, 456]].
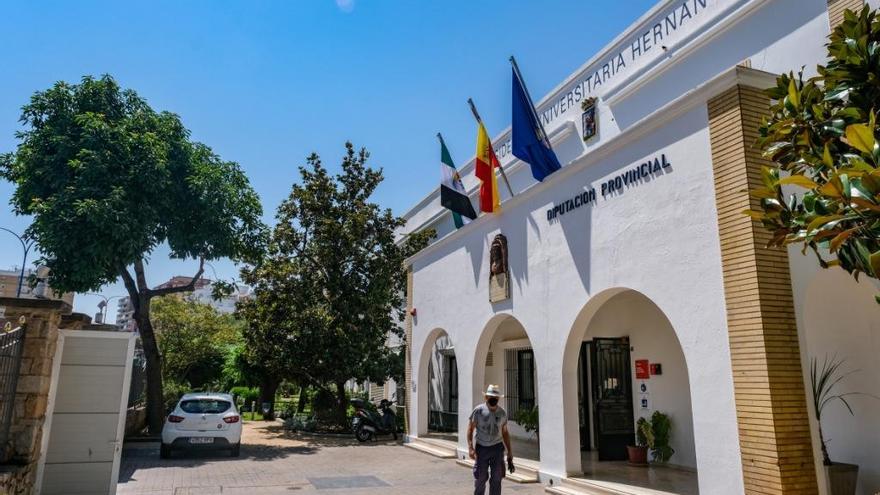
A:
[[469, 403, 507, 447]]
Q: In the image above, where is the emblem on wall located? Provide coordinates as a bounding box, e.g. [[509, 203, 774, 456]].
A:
[[581, 96, 598, 142], [489, 234, 509, 303]]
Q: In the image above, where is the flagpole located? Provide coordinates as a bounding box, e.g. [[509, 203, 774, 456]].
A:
[[510, 55, 553, 148], [467, 98, 515, 198]]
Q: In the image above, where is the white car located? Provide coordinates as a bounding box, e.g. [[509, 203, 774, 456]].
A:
[[160, 393, 242, 458]]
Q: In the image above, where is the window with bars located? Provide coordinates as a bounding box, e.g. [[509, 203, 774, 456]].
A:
[[504, 348, 535, 418]]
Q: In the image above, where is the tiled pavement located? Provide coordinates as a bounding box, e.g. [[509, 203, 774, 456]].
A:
[[118, 422, 546, 494]]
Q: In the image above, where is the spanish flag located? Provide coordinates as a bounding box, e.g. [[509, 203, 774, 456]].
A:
[[476, 122, 501, 213]]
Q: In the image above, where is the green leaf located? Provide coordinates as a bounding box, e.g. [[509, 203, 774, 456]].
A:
[[823, 144, 834, 167], [846, 123, 876, 154], [779, 175, 819, 189], [807, 215, 844, 234], [788, 78, 800, 109]]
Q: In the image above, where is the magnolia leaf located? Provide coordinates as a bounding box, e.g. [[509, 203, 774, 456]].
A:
[[823, 144, 834, 167], [788, 78, 800, 109], [870, 250, 880, 277], [845, 123, 876, 155], [779, 175, 819, 189], [829, 227, 858, 252], [806, 215, 844, 234]]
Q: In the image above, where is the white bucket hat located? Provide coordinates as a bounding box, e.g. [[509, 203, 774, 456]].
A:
[[485, 384, 504, 398]]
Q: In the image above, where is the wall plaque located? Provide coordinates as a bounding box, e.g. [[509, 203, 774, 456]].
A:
[[489, 234, 509, 303]]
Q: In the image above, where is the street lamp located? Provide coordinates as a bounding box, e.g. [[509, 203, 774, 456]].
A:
[[84, 293, 126, 324], [0, 227, 36, 298]]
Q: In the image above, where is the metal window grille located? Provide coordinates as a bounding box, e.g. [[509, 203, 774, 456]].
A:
[[0, 320, 27, 461], [505, 347, 536, 418]]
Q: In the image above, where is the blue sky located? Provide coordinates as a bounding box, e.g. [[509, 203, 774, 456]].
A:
[[0, 0, 657, 318]]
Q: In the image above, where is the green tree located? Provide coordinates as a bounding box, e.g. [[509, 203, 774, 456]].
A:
[[0, 75, 265, 432], [237, 142, 432, 422], [753, 7, 880, 300], [152, 296, 243, 389]]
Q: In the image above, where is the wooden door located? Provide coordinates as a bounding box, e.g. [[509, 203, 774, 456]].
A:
[[590, 337, 634, 461]]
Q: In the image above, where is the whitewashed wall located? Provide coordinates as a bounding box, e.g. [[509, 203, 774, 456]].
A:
[[404, 0, 837, 492]]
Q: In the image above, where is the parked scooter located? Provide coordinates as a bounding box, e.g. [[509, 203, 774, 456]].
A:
[[350, 398, 398, 442]]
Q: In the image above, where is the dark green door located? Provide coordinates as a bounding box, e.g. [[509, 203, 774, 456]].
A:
[[590, 337, 634, 461]]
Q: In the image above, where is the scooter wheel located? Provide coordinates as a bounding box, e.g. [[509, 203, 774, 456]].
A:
[[355, 426, 372, 443]]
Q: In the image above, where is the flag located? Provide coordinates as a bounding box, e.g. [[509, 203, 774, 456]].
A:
[[439, 135, 477, 228], [475, 122, 501, 213], [511, 65, 562, 181]]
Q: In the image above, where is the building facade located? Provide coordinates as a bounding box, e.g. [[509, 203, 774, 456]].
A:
[[0, 266, 73, 306], [402, 0, 879, 494]]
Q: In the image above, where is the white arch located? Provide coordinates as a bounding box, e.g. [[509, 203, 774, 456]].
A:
[[415, 327, 458, 437], [559, 288, 695, 475]]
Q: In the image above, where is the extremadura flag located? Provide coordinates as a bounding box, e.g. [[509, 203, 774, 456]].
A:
[[439, 134, 477, 228]]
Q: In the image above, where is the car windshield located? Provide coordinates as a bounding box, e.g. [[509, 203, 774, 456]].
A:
[[179, 399, 232, 414]]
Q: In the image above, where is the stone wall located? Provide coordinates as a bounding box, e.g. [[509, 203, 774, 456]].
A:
[[0, 298, 69, 495]]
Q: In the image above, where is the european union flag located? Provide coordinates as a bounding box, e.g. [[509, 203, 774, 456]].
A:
[[511, 64, 562, 182]]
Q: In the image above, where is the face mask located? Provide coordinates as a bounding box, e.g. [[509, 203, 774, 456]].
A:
[[487, 397, 499, 407]]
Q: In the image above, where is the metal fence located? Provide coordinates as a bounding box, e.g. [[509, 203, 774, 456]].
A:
[[0, 319, 27, 460]]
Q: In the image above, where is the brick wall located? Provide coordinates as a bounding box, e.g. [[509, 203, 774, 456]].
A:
[[708, 84, 818, 495], [0, 298, 68, 494], [828, 0, 865, 28]]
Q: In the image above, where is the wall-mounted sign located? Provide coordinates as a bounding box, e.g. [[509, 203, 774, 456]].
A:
[[651, 363, 663, 376], [581, 97, 598, 142], [635, 359, 650, 379], [546, 153, 673, 223], [489, 234, 510, 303]]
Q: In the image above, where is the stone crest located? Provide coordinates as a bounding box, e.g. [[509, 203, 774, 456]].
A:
[[489, 234, 509, 303]]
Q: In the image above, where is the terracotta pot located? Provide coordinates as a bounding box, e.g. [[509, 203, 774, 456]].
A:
[[627, 445, 648, 466], [824, 463, 858, 495]]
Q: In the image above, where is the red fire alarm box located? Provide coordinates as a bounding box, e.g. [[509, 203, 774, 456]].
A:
[[650, 363, 662, 376], [635, 359, 650, 379]]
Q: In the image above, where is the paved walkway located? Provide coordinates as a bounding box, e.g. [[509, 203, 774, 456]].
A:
[[119, 421, 546, 494]]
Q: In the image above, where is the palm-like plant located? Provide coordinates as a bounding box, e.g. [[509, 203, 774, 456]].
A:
[[810, 355, 861, 465]]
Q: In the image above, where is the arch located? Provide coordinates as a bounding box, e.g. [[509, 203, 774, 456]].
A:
[[415, 327, 459, 438], [559, 288, 697, 484], [471, 313, 541, 462]]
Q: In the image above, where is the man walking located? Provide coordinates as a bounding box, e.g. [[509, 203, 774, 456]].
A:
[[467, 384, 513, 495]]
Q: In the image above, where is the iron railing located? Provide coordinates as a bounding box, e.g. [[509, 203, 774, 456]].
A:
[[0, 318, 27, 461]]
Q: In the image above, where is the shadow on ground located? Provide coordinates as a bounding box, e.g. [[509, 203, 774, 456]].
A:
[[119, 420, 403, 484]]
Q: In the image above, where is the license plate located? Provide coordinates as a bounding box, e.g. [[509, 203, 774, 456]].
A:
[[189, 437, 214, 444]]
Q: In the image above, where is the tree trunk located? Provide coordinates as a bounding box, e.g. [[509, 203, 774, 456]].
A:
[[335, 380, 348, 426], [136, 308, 165, 435], [259, 376, 279, 420], [297, 385, 308, 414]]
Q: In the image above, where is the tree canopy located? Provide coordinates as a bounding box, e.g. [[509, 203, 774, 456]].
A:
[[152, 296, 243, 389], [1, 75, 264, 292], [236, 142, 433, 419], [1, 74, 265, 432], [754, 7, 880, 299]]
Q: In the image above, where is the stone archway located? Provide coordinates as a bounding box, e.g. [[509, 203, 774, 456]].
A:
[[560, 289, 698, 493]]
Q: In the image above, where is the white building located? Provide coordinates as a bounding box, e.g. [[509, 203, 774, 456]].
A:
[[402, 1, 879, 494]]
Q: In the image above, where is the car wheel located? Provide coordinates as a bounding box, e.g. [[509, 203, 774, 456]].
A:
[[160, 443, 172, 459], [355, 426, 372, 443], [230, 443, 240, 457]]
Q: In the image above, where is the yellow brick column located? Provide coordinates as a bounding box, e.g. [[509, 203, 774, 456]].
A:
[[403, 266, 414, 436], [708, 85, 818, 495], [827, 0, 864, 28]]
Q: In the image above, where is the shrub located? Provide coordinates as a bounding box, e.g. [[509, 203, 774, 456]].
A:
[[163, 380, 191, 414], [230, 386, 259, 410]]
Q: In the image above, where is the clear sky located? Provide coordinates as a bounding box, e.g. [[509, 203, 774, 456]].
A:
[[0, 0, 657, 319]]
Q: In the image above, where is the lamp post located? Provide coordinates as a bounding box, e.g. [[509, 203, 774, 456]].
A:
[[0, 227, 36, 298], [84, 293, 126, 324]]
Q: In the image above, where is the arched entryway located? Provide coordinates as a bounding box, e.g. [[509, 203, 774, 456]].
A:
[[416, 328, 459, 440], [561, 289, 698, 494], [472, 314, 540, 463]]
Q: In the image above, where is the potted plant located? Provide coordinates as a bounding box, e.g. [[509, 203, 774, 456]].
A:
[[810, 355, 862, 495], [627, 417, 651, 465], [514, 405, 539, 441], [649, 411, 674, 463]]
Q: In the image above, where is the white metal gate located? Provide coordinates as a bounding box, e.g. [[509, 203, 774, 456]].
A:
[[36, 329, 136, 495]]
